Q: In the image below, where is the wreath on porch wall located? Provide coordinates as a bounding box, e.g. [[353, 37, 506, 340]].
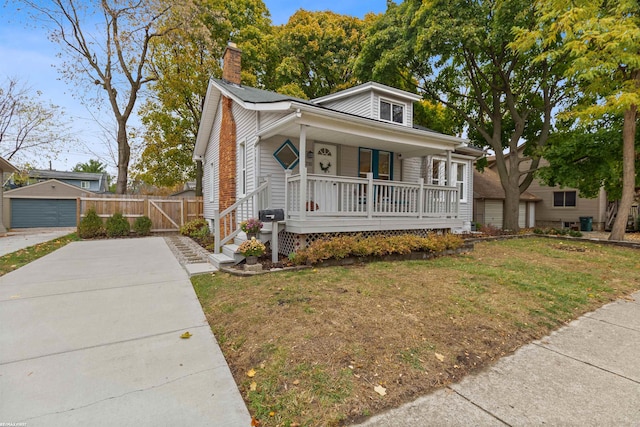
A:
[[319, 161, 331, 173]]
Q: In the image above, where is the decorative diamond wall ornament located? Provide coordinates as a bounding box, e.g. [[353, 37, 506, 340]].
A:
[[273, 139, 299, 170]]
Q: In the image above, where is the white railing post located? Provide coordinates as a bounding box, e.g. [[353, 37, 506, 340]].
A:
[[367, 172, 374, 219], [213, 209, 221, 254], [418, 177, 424, 219], [284, 170, 291, 218], [300, 167, 307, 220], [266, 174, 272, 209]]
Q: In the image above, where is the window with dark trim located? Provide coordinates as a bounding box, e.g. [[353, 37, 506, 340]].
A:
[[553, 191, 576, 207]]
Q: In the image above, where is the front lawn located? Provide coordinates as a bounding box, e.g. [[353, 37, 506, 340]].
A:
[[192, 238, 640, 427]]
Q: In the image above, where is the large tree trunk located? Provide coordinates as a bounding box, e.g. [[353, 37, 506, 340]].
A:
[[609, 104, 637, 241], [503, 182, 521, 231], [115, 120, 130, 194]]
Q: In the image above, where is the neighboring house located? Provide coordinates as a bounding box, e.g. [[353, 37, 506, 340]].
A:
[[2, 179, 88, 229], [171, 181, 197, 198], [26, 169, 109, 193], [0, 157, 18, 233], [473, 168, 540, 229], [194, 43, 481, 265], [3, 168, 108, 229], [478, 151, 611, 231]]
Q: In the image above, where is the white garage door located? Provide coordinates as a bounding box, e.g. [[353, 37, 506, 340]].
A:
[[519, 202, 526, 229]]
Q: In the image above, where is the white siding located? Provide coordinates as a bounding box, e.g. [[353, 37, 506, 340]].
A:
[[340, 145, 359, 177], [259, 136, 301, 210], [319, 92, 372, 118], [258, 111, 290, 129], [233, 104, 257, 196], [402, 157, 421, 183], [203, 101, 222, 219]]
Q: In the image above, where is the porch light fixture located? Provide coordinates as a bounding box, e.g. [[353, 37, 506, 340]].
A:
[[307, 150, 314, 159], [273, 139, 299, 170]]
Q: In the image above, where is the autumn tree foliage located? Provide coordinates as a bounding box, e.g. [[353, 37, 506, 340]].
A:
[[356, 0, 574, 231], [134, 0, 272, 190], [514, 0, 640, 240], [22, 0, 187, 194]]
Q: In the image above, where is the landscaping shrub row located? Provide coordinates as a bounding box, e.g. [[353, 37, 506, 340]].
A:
[[78, 208, 152, 238], [289, 233, 464, 265], [533, 227, 583, 238]]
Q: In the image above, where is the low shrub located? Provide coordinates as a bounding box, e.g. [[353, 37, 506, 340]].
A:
[[291, 233, 464, 266], [78, 209, 105, 239], [105, 212, 131, 237], [133, 216, 153, 236], [180, 218, 209, 239], [534, 227, 583, 238]]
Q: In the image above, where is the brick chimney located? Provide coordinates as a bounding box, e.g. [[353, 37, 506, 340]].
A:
[[222, 42, 242, 85], [218, 42, 240, 238]]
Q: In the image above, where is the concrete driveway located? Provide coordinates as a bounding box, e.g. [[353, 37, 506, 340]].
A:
[[0, 227, 76, 257], [0, 237, 250, 426]]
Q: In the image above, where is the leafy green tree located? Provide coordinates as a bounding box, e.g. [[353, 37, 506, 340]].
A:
[[538, 116, 640, 201], [134, 0, 272, 190], [514, 0, 639, 240], [268, 9, 370, 99], [356, 0, 573, 231], [73, 159, 107, 173]]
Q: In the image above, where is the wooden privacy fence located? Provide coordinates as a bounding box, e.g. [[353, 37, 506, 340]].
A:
[[78, 195, 203, 232]]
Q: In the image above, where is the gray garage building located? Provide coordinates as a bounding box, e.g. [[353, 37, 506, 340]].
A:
[[3, 179, 87, 229]]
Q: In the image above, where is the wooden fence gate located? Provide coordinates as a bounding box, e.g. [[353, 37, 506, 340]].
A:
[[78, 195, 203, 232]]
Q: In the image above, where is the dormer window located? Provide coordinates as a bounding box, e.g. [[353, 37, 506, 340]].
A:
[[380, 99, 404, 124]]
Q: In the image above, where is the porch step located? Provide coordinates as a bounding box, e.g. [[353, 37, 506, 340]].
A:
[[208, 253, 236, 269], [222, 243, 246, 264]]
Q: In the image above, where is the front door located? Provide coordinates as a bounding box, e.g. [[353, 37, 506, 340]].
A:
[[359, 148, 392, 180], [313, 143, 337, 175]]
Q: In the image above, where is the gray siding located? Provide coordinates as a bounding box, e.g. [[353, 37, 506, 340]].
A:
[[259, 136, 301, 210], [402, 157, 422, 183]]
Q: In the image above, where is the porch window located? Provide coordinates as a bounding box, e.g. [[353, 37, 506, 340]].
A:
[[239, 141, 246, 195], [273, 139, 299, 170], [553, 191, 576, 207], [359, 148, 393, 180], [455, 163, 466, 202], [380, 99, 404, 124], [431, 160, 445, 185]]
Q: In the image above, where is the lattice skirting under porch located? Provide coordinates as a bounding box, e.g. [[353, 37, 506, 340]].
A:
[[277, 229, 444, 256]]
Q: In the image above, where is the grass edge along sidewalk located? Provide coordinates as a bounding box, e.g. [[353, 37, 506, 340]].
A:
[[0, 233, 79, 277], [192, 237, 640, 427]]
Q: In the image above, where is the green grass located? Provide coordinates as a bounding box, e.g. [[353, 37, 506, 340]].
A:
[[0, 233, 80, 277], [191, 237, 640, 426]]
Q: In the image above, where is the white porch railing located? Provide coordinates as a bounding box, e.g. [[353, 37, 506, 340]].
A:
[[213, 177, 271, 253], [285, 172, 458, 219]]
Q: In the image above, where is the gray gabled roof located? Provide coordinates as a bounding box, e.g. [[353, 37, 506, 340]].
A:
[[29, 169, 105, 181], [212, 78, 312, 105]]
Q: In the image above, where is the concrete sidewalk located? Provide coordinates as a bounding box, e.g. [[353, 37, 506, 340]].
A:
[[0, 237, 250, 426], [0, 227, 76, 257], [356, 292, 640, 426]]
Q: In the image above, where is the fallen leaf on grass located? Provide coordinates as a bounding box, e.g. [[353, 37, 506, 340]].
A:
[[292, 379, 300, 385], [290, 423, 301, 427], [250, 381, 257, 391], [251, 417, 261, 427], [247, 368, 256, 378], [435, 352, 444, 362], [374, 385, 386, 396], [269, 411, 275, 417], [180, 332, 192, 339]]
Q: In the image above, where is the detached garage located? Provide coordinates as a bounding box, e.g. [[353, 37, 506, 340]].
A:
[[3, 179, 86, 229]]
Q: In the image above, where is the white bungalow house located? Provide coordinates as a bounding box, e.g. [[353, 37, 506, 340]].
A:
[[194, 43, 481, 266]]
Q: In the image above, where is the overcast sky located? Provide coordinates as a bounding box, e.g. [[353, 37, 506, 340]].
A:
[[0, 1, 388, 173]]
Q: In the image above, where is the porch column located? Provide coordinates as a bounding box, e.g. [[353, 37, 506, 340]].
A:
[[446, 150, 452, 187], [299, 125, 307, 220]]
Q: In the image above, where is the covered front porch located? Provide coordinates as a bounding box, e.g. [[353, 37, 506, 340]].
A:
[[284, 171, 461, 234]]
